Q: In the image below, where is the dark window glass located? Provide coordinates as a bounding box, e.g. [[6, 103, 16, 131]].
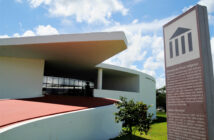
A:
[[75, 80, 79, 86], [69, 79, 74, 86], [59, 78, 63, 85], [188, 32, 193, 51], [65, 78, 69, 85], [175, 39, 179, 56], [181, 36, 185, 54], [169, 41, 173, 58]]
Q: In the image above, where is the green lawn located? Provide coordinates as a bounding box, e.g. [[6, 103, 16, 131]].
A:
[[111, 112, 167, 140]]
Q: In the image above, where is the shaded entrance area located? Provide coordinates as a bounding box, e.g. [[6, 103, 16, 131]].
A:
[[0, 95, 117, 128]]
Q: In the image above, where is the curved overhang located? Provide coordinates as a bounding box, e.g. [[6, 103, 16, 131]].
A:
[[0, 32, 127, 78]]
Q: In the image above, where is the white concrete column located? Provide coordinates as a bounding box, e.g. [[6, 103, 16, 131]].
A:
[[97, 68, 103, 89]]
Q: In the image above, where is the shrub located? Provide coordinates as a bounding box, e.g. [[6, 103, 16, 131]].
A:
[[114, 96, 153, 140]]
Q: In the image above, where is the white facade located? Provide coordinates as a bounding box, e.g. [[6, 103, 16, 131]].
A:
[[0, 57, 44, 99]]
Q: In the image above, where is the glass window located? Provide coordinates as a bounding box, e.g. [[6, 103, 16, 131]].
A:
[[181, 36, 185, 54], [42, 76, 94, 91], [169, 41, 173, 58], [59, 78, 63, 86], [46, 77, 52, 87], [175, 38, 179, 56], [188, 32, 193, 52], [53, 77, 58, 87], [69, 79, 74, 86], [65, 78, 69, 86], [79, 81, 82, 86], [75, 80, 79, 86]]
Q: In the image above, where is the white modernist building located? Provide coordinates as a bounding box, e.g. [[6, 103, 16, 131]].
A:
[[0, 32, 156, 140]]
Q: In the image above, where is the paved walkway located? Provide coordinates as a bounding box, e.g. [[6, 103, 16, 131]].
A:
[[0, 95, 116, 128]]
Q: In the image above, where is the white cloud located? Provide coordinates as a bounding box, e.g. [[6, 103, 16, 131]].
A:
[[102, 17, 173, 88], [132, 19, 139, 24], [0, 35, 9, 38], [13, 33, 21, 37], [0, 25, 58, 38], [143, 57, 162, 72], [22, 30, 35, 37], [20, 25, 58, 37], [198, 0, 214, 13], [141, 36, 165, 79], [103, 17, 172, 67], [208, 15, 214, 25], [61, 19, 73, 26], [156, 76, 166, 89], [35, 25, 59, 35], [104, 16, 173, 34], [28, 0, 51, 8], [211, 37, 214, 50], [25, 0, 128, 24]]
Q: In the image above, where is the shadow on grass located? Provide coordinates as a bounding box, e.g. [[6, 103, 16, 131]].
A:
[[110, 134, 149, 140], [152, 116, 167, 124]]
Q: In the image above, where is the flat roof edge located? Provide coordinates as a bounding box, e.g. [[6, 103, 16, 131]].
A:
[[0, 31, 127, 46]]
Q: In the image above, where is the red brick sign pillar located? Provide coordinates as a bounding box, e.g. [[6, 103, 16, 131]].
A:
[[163, 5, 214, 140]]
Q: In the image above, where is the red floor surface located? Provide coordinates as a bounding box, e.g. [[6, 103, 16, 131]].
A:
[[0, 95, 117, 128]]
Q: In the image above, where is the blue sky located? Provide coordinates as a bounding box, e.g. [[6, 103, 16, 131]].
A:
[[0, 0, 214, 88]]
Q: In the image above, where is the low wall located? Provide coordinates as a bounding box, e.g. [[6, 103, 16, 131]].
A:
[[0, 105, 121, 140], [94, 89, 139, 101]]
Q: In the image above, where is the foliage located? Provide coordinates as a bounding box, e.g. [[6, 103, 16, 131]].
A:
[[156, 86, 166, 111], [111, 112, 167, 140], [114, 96, 153, 140], [156, 86, 166, 96]]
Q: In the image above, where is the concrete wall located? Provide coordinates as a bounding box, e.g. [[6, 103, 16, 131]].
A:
[[94, 73, 156, 119], [0, 57, 44, 99], [94, 89, 139, 101], [0, 105, 121, 140], [103, 74, 139, 92]]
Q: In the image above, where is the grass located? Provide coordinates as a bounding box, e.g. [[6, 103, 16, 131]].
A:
[[111, 112, 167, 140]]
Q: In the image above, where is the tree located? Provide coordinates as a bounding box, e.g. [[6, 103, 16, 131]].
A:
[[156, 86, 166, 111], [156, 86, 166, 96], [114, 96, 153, 140]]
